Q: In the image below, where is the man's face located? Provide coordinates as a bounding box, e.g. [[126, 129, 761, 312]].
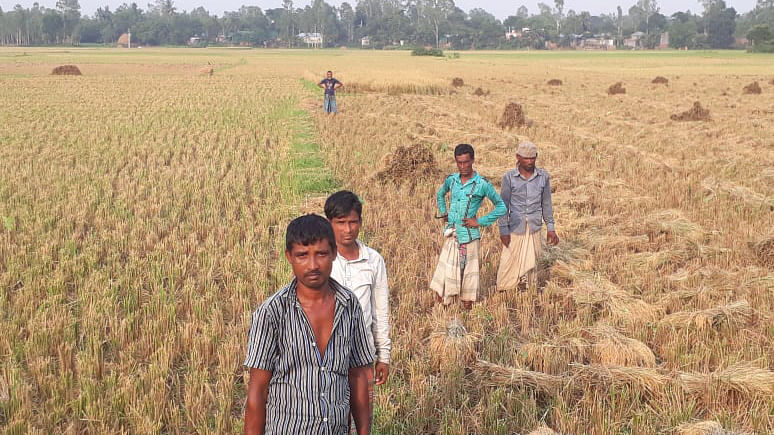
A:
[[517, 154, 536, 171], [455, 153, 474, 177], [330, 210, 361, 249], [285, 239, 335, 290], [326, 71, 333, 79]]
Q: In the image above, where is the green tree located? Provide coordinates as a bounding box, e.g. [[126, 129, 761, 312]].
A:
[[746, 24, 771, 45], [419, 0, 454, 48], [668, 13, 698, 48], [703, 0, 737, 48]]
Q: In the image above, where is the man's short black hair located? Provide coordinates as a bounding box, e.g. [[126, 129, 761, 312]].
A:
[[454, 143, 474, 160], [285, 214, 337, 253], [327, 70, 332, 74], [324, 190, 363, 220]]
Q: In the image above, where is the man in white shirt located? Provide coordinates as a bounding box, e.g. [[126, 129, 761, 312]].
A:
[[325, 191, 392, 408]]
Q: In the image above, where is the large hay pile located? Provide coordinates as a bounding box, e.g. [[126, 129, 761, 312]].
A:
[[652, 76, 669, 85], [472, 87, 489, 96], [608, 82, 626, 95], [375, 145, 441, 184], [497, 102, 530, 129], [547, 79, 563, 86], [742, 81, 762, 94], [51, 65, 82, 76], [671, 102, 710, 121], [451, 77, 464, 87], [750, 234, 774, 267]]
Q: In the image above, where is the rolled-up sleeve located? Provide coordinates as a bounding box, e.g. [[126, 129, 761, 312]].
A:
[[498, 173, 512, 236], [244, 306, 278, 370], [477, 181, 507, 227], [371, 256, 391, 364], [542, 174, 555, 232], [436, 177, 451, 217], [349, 301, 376, 368]]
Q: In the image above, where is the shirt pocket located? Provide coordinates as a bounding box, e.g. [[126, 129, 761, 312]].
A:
[[527, 178, 545, 207]]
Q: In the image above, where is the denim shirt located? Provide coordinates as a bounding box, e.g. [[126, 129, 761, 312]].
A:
[[498, 167, 555, 236], [436, 172, 506, 244]]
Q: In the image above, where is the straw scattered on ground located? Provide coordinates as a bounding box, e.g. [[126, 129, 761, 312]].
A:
[[428, 316, 476, 370], [652, 76, 669, 85], [677, 363, 774, 398], [675, 420, 753, 435], [200, 66, 214, 76], [51, 65, 82, 75], [527, 426, 562, 435], [608, 82, 626, 95], [475, 360, 564, 394], [671, 101, 711, 121]]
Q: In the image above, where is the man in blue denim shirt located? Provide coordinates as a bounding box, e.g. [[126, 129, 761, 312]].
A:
[[496, 141, 559, 292], [430, 144, 506, 310]]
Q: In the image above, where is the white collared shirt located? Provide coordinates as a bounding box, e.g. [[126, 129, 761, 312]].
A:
[[331, 240, 392, 364]]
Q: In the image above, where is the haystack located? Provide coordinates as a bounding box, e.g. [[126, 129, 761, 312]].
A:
[[474, 360, 563, 394], [51, 65, 82, 76], [675, 420, 753, 435], [750, 234, 774, 267], [428, 316, 476, 370], [451, 77, 464, 87], [671, 102, 710, 121], [200, 67, 214, 76], [652, 76, 669, 85], [472, 87, 489, 96], [497, 102, 531, 129], [375, 145, 441, 185], [742, 81, 761, 94], [659, 300, 752, 331], [547, 79, 563, 86], [608, 82, 626, 95]]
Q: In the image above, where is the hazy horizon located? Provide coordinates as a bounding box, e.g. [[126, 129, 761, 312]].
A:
[[1, 0, 758, 19]]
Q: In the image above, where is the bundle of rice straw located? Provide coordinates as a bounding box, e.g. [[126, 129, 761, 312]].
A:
[[675, 420, 754, 435], [570, 363, 669, 397], [677, 362, 774, 397], [586, 324, 657, 367], [527, 426, 562, 435], [660, 300, 752, 331], [646, 209, 705, 242], [428, 315, 477, 370], [474, 360, 564, 394], [520, 337, 588, 374], [568, 272, 662, 324]]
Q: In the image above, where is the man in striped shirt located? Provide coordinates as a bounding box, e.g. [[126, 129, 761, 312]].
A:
[[244, 215, 375, 435]]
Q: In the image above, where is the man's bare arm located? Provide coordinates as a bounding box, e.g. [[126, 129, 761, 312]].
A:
[[244, 368, 272, 435], [349, 365, 371, 435]]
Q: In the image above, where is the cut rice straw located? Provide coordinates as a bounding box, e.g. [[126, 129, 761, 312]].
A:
[[660, 300, 753, 331], [677, 362, 774, 397], [475, 360, 564, 394]]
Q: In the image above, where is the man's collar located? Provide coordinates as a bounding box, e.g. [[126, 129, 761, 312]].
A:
[[285, 277, 351, 307], [455, 172, 480, 185]]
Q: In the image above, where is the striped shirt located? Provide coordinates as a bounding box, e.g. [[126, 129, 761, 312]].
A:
[[244, 278, 375, 435]]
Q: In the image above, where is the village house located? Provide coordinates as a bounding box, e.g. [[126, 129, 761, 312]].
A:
[[298, 32, 323, 48]]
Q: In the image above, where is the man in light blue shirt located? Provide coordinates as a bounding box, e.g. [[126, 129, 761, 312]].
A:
[[497, 141, 559, 292], [430, 144, 506, 310]]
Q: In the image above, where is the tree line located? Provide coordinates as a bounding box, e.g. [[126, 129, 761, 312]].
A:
[[1, 0, 774, 50]]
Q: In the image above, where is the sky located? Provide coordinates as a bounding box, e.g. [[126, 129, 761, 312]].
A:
[[1, 0, 759, 19]]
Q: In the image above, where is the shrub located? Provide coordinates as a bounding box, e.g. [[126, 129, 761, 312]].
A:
[[411, 47, 444, 57]]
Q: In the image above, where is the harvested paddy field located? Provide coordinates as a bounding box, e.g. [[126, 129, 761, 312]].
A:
[[1, 48, 773, 434]]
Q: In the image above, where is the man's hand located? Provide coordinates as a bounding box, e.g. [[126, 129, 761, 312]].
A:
[[547, 231, 560, 246], [500, 234, 511, 247], [375, 362, 389, 386], [462, 218, 479, 228]]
